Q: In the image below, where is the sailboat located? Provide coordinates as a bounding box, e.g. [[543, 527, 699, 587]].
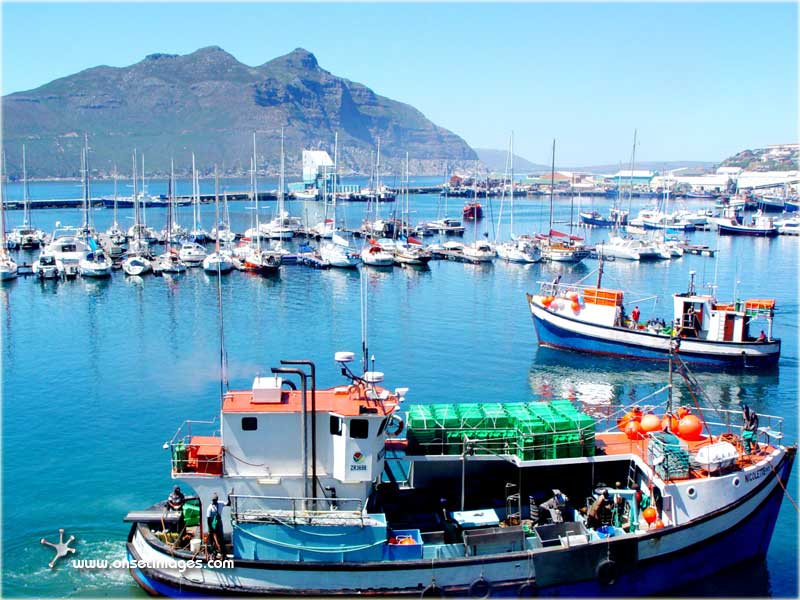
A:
[[123, 151, 153, 276], [153, 159, 188, 275], [263, 130, 301, 240], [203, 167, 235, 274], [8, 145, 47, 249], [77, 140, 112, 278], [241, 133, 282, 275], [461, 163, 495, 263], [187, 154, 210, 244], [210, 188, 237, 243], [392, 154, 432, 266], [320, 133, 360, 268], [105, 166, 128, 258], [0, 152, 18, 281], [496, 132, 542, 264]]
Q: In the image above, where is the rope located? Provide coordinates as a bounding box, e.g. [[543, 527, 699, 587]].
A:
[[231, 522, 386, 553]]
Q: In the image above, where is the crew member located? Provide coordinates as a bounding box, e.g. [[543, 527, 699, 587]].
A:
[[167, 486, 185, 511], [539, 489, 568, 524], [741, 405, 759, 456], [207, 492, 230, 558], [611, 494, 630, 530], [631, 306, 641, 327], [586, 489, 611, 529], [757, 330, 767, 343]]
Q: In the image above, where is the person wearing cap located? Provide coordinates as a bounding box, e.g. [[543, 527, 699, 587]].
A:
[[167, 486, 186, 511], [206, 492, 230, 558]]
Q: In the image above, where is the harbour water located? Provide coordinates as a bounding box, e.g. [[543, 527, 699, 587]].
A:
[[1, 182, 797, 597]]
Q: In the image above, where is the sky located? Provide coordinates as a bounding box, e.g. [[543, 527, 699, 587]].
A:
[[1, 1, 797, 166]]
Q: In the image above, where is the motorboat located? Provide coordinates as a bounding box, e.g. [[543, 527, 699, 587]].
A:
[[426, 218, 465, 236], [179, 242, 208, 266], [463, 201, 483, 220], [44, 227, 90, 278], [776, 217, 800, 236], [123, 254, 152, 276], [718, 212, 778, 237], [578, 209, 628, 228], [320, 238, 360, 269], [595, 236, 669, 261], [79, 249, 113, 278], [32, 253, 59, 279]]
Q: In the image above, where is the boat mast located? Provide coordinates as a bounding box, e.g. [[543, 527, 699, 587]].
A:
[[1, 152, 8, 255], [21, 144, 30, 228], [112, 165, 119, 230], [332, 132, 338, 233], [141, 153, 147, 227], [375, 137, 381, 221], [548, 138, 556, 238], [627, 129, 637, 215], [191, 153, 199, 233], [167, 158, 175, 252], [253, 132, 261, 253], [510, 131, 515, 240], [214, 165, 220, 255], [132, 151, 140, 240]]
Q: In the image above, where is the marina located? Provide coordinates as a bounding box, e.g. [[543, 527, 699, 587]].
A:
[[1, 181, 797, 596]]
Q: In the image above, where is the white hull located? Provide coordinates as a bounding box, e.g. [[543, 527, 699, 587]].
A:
[[123, 256, 152, 276], [203, 253, 235, 273]]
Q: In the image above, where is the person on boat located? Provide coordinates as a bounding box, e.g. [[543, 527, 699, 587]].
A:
[[741, 405, 760, 456], [586, 489, 611, 529], [167, 485, 185, 511], [539, 489, 568, 523], [206, 492, 230, 558], [631, 306, 641, 327], [757, 330, 767, 343], [611, 494, 630, 530]]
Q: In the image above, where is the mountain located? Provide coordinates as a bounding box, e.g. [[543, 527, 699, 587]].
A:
[[474, 148, 547, 173], [720, 145, 798, 171], [2, 47, 477, 178]]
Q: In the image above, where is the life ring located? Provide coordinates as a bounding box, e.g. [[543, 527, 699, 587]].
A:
[[596, 558, 619, 586], [468, 577, 491, 598], [386, 414, 404, 437], [518, 580, 538, 597], [420, 583, 443, 598]]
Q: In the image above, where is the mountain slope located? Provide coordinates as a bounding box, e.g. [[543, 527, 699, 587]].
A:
[[2, 47, 477, 177]]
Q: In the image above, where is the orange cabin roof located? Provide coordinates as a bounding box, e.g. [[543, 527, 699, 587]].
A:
[[222, 384, 398, 417]]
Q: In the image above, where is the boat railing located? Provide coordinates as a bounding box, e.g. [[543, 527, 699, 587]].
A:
[[698, 408, 783, 443], [230, 494, 367, 525], [168, 419, 223, 476], [537, 279, 603, 298]]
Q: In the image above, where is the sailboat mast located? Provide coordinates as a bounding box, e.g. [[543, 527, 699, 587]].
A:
[[375, 137, 381, 221], [627, 129, 637, 214], [112, 165, 118, 228], [279, 127, 285, 221], [549, 139, 556, 235], [1, 152, 7, 252], [167, 158, 175, 250], [22, 144, 30, 227], [192, 153, 198, 231], [332, 132, 338, 232], [132, 151, 140, 240], [510, 131, 515, 238], [141, 153, 147, 226], [214, 165, 220, 254], [253, 133, 261, 252]]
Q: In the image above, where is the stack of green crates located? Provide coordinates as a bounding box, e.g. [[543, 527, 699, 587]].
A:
[[648, 431, 690, 480], [404, 400, 597, 460]]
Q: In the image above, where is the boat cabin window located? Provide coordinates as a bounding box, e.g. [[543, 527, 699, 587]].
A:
[[349, 419, 369, 439], [241, 417, 258, 431], [330, 415, 342, 436]]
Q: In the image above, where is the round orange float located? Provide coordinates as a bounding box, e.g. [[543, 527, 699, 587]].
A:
[[625, 420, 645, 440], [642, 507, 657, 524], [677, 415, 703, 441], [640, 414, 661, 433]]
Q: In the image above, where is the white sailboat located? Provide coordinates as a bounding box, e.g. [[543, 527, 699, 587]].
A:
[[210, 188, 237, 243], [241, 133, 282, 275], [203, 167, 234, 274], [123, 151, 152, 276], [8, 145, 47, 250], [462, 161, 495, 263], [188, 154, 210, 243], [0, 153, 18, 281], [78, 142, 112, 278], [496, 132, 542, 264], [153, 160, 188, 276], [320, 133, 360, 268]]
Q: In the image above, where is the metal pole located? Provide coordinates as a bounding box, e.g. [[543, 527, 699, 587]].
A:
[[281, 360, 318, 506], [272, 367, 309, 506]]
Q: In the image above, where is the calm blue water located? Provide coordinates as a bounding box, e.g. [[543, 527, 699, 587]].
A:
[[2, 184, 798, 597]]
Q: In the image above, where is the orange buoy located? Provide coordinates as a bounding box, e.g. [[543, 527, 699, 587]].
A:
[[571, 300, 580, 312], [398, 536, 417, 545], [654, 519, 665, 529], [661, 413, 679, 432], [617, 408, 643, 431], [676, 406, 691, 420], [625, 420, 645, 440], [542, 296, 553, 306], [642, 507, 657, 525], [640, 413, 661, 433], [677, 415, 703, 441]]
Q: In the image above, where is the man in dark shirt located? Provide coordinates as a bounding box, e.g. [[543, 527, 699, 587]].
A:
[[742, 405, 759, 455]]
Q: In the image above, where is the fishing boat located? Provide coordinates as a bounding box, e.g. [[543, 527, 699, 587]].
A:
[[0, 154, 18, 281], [578, 208, 629, 228], [718, 212, 778, 237], [527, 268, 780, 368], [463, 201, 483, 221], [7, 146, 47, 249], [125, 346, 795, 596]]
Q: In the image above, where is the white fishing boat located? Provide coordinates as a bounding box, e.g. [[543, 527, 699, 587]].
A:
[[124, 348, 795, 596]]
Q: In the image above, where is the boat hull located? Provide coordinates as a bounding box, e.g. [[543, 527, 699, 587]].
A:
[[528, 297, 780, 368], [127, 447, 794, 596], [718, 223, 778, 237]]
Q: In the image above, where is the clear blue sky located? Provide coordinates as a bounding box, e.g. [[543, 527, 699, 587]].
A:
[[2, 2, 797, 166]]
